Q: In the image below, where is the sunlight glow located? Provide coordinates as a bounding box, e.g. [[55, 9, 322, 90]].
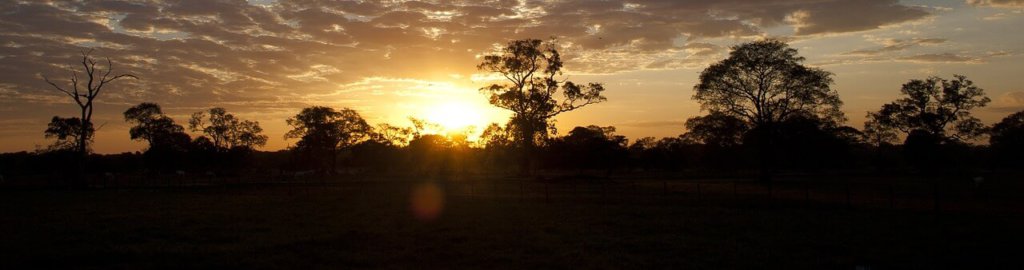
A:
[[425, 100, 486, 132]]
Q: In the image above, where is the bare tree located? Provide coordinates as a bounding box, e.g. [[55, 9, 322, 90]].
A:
[[43, 49, 137, 157]]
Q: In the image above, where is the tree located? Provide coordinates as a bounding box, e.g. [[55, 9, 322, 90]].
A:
[[479, 122, 514, 149], [477, 38, 607, 172], [682, 112, 750, 148], [43, 116, 91, 152], [124, 103, 190, 152], [694, 39, 843, 129], [285, 106, 372, 174], [124, 103, 191, 172], [547, 125, 628, 172], [863, 119, 899, 146], [371, 123, 413, 146], [866, 75, 990, 144], [990, 110, 1024, 164], [43, 49, 137, 157], [693, 39, 842, 180], [189, 107, 268, 151]]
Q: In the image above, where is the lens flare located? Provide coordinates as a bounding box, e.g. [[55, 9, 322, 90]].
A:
[[410, 182, 444, 221]]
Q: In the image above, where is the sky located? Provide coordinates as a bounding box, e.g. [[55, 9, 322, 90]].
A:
[[1, 0, 1022, 153]]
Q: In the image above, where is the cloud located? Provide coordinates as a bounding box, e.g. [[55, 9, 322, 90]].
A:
[[898, 53, 980, 63], [990, 91, 1024, 113], [967, 0, 1024, 8], [0, 0, 941, 151], [783, 0, 930, 35], [843, 38, 946, 56]]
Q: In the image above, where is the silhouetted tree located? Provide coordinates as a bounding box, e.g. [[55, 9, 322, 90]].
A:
[[480, 123, 514, 149], [547, 125, 627, 173], [124, 103, 191, 172], [770, 114, 863, 170], [407, 134, 453, 174], [682, 112, 749, 148], [866, 75, 990, 145], [371, 123, 413, 146], [990, 110, 1024, 165], [124, 103, 190, 152], [43, 50, 136, 158], [43, 116, 91, 152], [479, 122, 516, 171], [189, 107, 268, 151], [863, 119, 899, 146], [477, 38, 607, 173], [285, 106, 372, 174], [693, 39, 842, 181], [408, 117, 442, 138]]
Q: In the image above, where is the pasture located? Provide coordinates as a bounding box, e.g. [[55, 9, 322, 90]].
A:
[[1, 175, 1021, 269]]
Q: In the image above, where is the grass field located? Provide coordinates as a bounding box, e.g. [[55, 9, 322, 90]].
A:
[[1, 176, 1022, 269]]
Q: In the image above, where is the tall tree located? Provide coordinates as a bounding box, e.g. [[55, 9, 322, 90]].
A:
[[189, 107, 268, 151], [866, 75, 990, 144], [477, 38, 607, 172], [692, 39, 842, 180], [285, 106, 372, 173], [43, 49, 137, 157]]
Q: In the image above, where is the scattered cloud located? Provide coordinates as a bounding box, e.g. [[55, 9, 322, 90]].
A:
[[990, 91, 1024, 113], [967, 0, 1024, 8], [843, 38, 946, 56], [898, 53, 980, 63]]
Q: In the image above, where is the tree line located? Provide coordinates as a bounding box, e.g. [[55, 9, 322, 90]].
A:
[[2, 39, 1023, 183]]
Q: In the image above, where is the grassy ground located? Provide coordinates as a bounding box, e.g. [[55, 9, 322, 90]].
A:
[[1, 177, 1022, 269]]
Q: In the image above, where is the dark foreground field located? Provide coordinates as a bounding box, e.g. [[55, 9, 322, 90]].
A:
[[2, 176, 1022, 269]]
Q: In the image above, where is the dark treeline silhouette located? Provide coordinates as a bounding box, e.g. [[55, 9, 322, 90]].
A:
[[2, 38, 1022, 186]]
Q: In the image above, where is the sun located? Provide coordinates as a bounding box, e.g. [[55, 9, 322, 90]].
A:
[[424, 100, 486, 131]]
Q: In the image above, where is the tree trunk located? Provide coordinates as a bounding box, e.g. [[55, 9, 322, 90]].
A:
[[518, 124, 535, 176], [757, 125, 775, 184]]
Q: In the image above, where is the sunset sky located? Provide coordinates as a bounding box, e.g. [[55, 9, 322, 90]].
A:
[[1, 0, 1022, 153]]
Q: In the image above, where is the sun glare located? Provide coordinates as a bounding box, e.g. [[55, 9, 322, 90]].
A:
[[425, 100, 485, 132]]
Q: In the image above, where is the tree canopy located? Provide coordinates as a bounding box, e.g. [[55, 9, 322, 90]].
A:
[[477, 39, 607, 150], [693, 39, 843, 129], [189, 107, 268, 151], [285, 106, 372, 173], [43, 116, 91, 152], [990, 110, 1024, 162], [124, 103, 190, 152], [865, 75, 990, 144]]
